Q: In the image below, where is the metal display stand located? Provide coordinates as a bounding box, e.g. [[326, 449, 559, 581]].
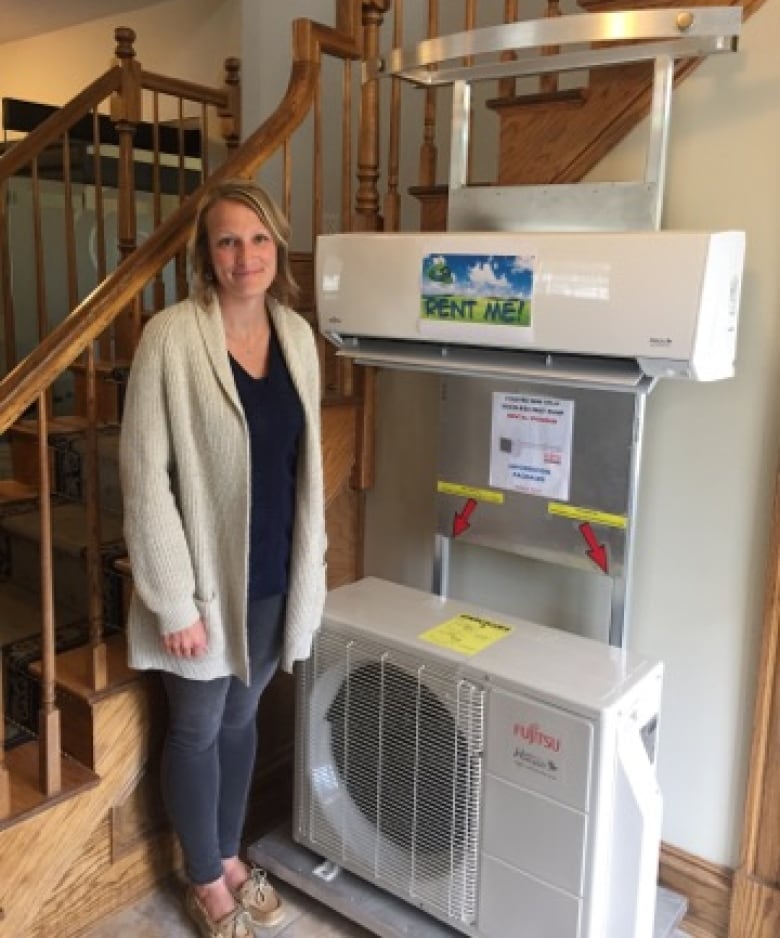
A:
[[433, 375, 650, 647], [386, 5, 742, 650], [252, 10, 741, 938], [249, 825, 688, 938]]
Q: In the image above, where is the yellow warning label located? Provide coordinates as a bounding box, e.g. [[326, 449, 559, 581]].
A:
[[437, 481, 504, 504], [419, 614, 513, 656], [548, 502, 627, 530]]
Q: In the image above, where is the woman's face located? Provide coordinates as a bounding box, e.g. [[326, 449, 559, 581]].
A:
[[205, 198, 278, 304]]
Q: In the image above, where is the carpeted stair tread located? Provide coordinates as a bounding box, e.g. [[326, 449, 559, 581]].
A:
[[0, 479, 38, 505], [72, 427, 120, 455], [12, 415, 91, 438], [70, 429, 122, 513], [0, 502, 124, 556], [0, 581, 83, 649], [11, 416, 121, 442]]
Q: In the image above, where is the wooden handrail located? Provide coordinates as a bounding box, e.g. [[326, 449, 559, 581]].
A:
[[293, 16, 363, 61], [0, 0, 370, 819], [0, 69, 121, 182], [140, 70, 230, 108], [0, 0, 370, 433], [0, 60, 320, 434]]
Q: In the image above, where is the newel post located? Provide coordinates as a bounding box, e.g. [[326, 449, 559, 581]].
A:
[[354, 1, 392, 232], [110, 27, 143, 357]]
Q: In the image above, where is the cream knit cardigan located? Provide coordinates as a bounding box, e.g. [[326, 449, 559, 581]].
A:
[[119, 296, 327, 683]]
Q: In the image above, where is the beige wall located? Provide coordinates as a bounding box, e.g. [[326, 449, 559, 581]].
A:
[[0, 0, 240, 110], [0, 0, 241, 363]]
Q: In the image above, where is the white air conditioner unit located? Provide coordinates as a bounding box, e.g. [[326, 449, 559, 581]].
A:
[[316, 230, 744, 386], [294, 577, 664, 938]]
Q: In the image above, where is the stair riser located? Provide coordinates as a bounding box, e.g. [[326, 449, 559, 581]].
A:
[[67, 451, 122, 515], [8, 435, 54, 488], [7, 430, 122, 513], [57, 686, 96, 768], [9, 537, 88, 616], [72, 373, 123, 425]]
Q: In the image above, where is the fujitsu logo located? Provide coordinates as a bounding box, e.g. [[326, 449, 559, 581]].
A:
[[513, 721, 561, 752]]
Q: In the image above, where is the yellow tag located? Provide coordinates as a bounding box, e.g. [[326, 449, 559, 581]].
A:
[[548, 502, 627, 529], [419, 614, 513, 656], [437, 481, 505, 504]]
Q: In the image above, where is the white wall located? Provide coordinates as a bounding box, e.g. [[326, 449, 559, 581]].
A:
[[366, 7, 780, 868], [586, 5, 780, 864]]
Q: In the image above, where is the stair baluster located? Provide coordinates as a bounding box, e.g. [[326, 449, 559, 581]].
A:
[[112, 28, 142, 359], [540, 0, 563, 95], [219, 57, 241, 154], [418, 0, 439, 190], [354, 1, 389, 232], [382, 0, 403, 231], [0, 179, 15, 374], [83, 343, 107, 691], [36, 393, 62, 797], [0, 650, 9, 818], [499, 0, 519, 99]]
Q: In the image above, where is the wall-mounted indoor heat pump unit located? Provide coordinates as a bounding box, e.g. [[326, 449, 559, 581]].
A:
[[294, 577, 664, 938], [316, 230, 744, 386]]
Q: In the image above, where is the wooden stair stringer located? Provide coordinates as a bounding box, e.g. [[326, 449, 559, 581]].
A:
[[0, 677, 162, 936], [417, 0, 769, 223], [30, 775, 180, 938], [491, 54, 709, 187], [322, 399, 360, 510]]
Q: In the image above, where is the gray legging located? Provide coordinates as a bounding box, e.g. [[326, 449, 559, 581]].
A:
[[159, 594, 285, 885]]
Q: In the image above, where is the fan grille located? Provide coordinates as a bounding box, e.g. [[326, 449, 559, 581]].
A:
[[295, 627, 485, 927]]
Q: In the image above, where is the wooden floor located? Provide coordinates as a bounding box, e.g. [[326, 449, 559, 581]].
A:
[[81, 874, 373, 937]]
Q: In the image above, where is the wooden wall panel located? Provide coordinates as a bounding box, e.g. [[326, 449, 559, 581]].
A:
[[729, 463, 780, 937]]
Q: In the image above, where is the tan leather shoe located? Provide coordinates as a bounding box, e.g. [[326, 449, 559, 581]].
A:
[[185, 887, 254, 938], [233, 867, 284, 928]]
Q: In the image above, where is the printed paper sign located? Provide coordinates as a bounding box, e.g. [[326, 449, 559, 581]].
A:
[[490, 392, 574, 499]]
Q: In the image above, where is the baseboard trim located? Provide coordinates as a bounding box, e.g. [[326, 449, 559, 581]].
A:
[[659, 842, 733, 938]]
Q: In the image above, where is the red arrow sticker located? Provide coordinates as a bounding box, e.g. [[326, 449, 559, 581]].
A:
[[579, 521, 609, 574], [452, 498, 478, 537]]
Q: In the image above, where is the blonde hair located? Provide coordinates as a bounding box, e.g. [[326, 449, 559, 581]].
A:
[[189, 177, 299, 307]]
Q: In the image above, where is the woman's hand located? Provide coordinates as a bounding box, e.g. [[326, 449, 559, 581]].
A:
[[162, 619, 208, 658]]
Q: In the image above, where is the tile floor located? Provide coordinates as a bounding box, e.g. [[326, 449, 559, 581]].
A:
[[81, 874, 692, 938], [82, 874, 373, 938]]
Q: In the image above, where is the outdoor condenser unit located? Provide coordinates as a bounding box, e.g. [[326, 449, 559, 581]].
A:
[[294, 577, 664, 938]]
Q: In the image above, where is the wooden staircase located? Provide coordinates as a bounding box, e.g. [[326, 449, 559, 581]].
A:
[[0, 1, 767, 935]]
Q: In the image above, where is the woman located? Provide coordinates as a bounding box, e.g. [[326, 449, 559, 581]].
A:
[[120, 178, 327, 938]]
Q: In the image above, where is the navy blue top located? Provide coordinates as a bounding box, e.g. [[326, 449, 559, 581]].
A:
[[229, 330, 304, 600]]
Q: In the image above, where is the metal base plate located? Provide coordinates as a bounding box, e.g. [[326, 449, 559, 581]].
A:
[[248, 824, 688, 938]]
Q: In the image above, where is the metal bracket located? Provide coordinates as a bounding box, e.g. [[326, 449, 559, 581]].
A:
[[365, 8, 741, 233]]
